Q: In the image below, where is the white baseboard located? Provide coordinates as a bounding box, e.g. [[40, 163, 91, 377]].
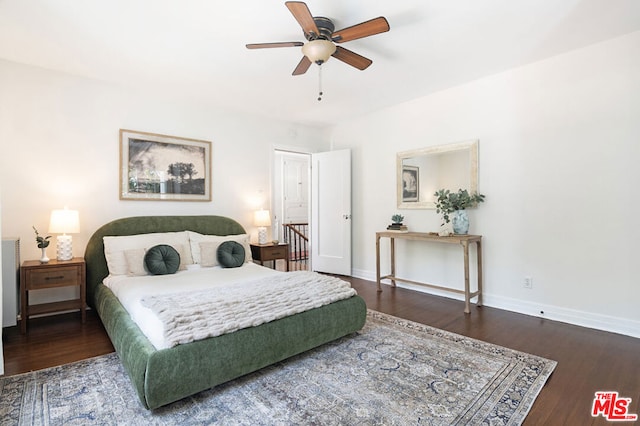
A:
[[350, 268, 639, 339]]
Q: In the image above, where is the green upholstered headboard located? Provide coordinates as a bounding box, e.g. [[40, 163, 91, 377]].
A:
[[84, 215, 246, 307]]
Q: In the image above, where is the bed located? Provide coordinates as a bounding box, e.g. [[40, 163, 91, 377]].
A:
[[84, 215, 367, 409]]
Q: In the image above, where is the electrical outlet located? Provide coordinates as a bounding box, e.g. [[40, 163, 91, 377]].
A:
[[523, 276, 533, 289]]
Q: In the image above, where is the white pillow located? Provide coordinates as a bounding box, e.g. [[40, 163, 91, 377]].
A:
[[173, 245, 192, 271], [199, 242, 220, 268], [103, 232, 194, 275], [187, 231, 252, 265], [122, 244, 192, 276], [124, 248, 147, 276]]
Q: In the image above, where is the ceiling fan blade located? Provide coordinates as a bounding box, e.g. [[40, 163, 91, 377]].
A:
[[285, 1, 319, 37], [331, 46, 372, 70], [246, 42, 304, 49], [332, 17, 390, 43], [292, 56, 312, 75]]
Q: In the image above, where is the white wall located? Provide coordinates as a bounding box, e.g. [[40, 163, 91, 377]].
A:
[[331, 31, 640, 338], [0, 59, 330, 303]]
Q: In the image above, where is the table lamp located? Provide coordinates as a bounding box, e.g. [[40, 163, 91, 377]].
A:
[[49, 208, 80, 261], [254, 209, 271, 245]]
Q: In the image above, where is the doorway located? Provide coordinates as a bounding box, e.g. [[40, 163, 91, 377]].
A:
[[272, 148, 352, 274], [273, 150, 311, 271]]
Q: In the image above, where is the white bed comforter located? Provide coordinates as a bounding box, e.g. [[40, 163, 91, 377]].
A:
[[103, 263, 356, 349]]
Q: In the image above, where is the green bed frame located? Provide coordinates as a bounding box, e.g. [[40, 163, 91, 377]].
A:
[[84, 215, 367, 409]]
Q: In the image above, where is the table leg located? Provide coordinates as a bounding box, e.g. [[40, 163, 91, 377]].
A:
[[285, 248, 290, 272], [476, 240, 483, 306], [20, 269, 27, 334], [462, 240, 471, 314], [390, 238, 396, 287], [376, 235, 382, 292], [80, 264, 87, 323]]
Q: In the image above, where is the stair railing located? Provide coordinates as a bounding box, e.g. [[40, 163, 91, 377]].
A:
[[282, 223, 309, 267]]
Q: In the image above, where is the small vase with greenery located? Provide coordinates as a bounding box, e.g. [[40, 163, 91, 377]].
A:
[[391, 214, 404, 225], [388, 213, 408, 232], [434, 189, 485, 234], [33, 226, 51, 263]]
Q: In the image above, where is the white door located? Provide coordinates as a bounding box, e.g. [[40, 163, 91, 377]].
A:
[[282, 155, 309, 224], [311, 149, 351, 275]]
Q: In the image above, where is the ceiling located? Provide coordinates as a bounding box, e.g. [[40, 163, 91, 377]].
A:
[[1, 0, 639, 127]]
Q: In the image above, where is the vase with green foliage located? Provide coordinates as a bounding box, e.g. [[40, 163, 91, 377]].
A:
[[391, 214, 404, 225], [33, 226, 51, 263], [434, 189, 485, 234], [387, 213, 407, 232]]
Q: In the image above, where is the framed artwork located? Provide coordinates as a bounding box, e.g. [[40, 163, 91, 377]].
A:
[[401, 165, 419, 202], [119, 129, 212, 201]]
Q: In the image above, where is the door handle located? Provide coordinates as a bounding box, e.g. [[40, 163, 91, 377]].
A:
[[343, 214, 351, 220]]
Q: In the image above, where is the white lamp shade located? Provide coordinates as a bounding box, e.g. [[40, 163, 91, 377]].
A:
[[301, 39, 336, 64], [254, 209, 272, 227], [49, 209, 80, 234]]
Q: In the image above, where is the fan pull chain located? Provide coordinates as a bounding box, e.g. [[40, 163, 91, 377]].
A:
[[317, 65, 323, 101]]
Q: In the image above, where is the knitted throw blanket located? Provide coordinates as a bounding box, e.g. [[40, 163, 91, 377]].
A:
[[141, 271, 356, 347]]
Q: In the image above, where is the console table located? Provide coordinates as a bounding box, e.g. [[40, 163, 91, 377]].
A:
[[375, 231, 483, 314]]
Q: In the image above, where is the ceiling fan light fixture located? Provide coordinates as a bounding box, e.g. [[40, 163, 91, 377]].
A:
[[301, 39, 336, 65]]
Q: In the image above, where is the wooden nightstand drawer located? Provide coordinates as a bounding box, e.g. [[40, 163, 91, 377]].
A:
[[260, 247, 287, 260], [27, 266, 80, 289]]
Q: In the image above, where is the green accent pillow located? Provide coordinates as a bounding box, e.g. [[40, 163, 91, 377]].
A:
[[217, 241, 245, 268], [144, 244, 181, 275]]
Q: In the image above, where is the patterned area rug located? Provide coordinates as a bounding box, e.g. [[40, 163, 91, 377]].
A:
[[0, 311, 556, 425]]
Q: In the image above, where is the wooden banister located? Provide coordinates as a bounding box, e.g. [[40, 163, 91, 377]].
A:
[[282, 223, 309, 266]]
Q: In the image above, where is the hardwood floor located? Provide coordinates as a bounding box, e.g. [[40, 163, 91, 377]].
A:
[[2, 275, 638, 426], [2, 309, 114, 375]]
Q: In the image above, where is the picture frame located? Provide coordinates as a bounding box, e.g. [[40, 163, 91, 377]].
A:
[[401, 165, 419, 202], [119, 129, 212, 201]]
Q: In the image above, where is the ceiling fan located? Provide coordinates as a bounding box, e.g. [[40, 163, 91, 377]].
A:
[[246, 1, 390, 76]]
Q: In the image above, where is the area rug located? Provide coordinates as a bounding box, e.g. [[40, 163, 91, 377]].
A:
[[0, 311, 556, 425]]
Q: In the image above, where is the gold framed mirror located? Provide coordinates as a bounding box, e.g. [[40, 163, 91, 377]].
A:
[[397, 140, 478, 209]]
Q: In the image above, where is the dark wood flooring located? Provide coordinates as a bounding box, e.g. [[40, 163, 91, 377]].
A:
[[2, 275, 638, 426]]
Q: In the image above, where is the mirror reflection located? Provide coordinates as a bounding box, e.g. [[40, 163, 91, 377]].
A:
[[397, 140, 478, 209]]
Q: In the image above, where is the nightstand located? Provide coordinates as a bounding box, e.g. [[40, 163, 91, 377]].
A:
[[20, 257, 86, 333], [250, 243, 289, 271]]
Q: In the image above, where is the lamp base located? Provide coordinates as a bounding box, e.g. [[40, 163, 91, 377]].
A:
[[258, 227, 267, 245], [56, 235, 73, 261]]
